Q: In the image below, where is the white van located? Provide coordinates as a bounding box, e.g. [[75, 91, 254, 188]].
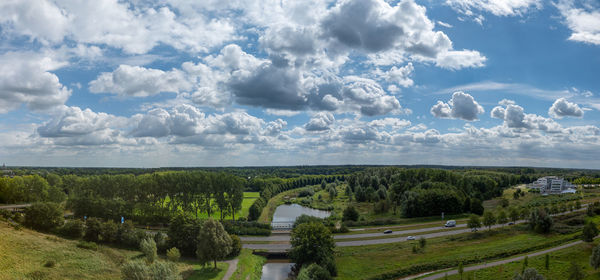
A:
[[444, 220, 456, 227]]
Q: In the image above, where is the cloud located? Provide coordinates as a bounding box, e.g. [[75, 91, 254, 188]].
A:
[[434, 50, 487, 70], [445, 0, 542, 20], [431, 91, 484, 121], [491, 101, 561, 132], [556, 0, 600, 45], [89, 65, 192, 97], [377, 63, 414, 88], [305, 112, 335, 131], [0, 51, 71, 113], [549, 98, 584, 118]]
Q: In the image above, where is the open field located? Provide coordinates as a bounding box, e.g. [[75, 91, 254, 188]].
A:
[[441, 241, 600, 280], [0, 222, 230, 280], [335, 226, 581, 280]]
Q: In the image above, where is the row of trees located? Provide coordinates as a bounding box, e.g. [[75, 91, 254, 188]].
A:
[[0, 175, 66, 204], [66, 171, 245, 224]]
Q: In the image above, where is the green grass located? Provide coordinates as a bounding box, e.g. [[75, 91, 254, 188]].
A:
[[442, 242, 600, 279], [184, 262, 228, 280], [165, 192, 258, 221], [231, 249, 266, 280], [335, 227, 581, 280]]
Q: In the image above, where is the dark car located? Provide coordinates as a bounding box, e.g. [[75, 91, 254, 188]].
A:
[[508, 222, 515, 225], [383, 230, 393, 234]]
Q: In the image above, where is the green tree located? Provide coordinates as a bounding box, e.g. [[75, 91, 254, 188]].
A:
[[342, 205, 359, 222], [168, 214, 202, 257], [545, 254, 549, 270], [470, 199, 484, 215], [296, 263, 332, 280], [458, 262, 464, 280], [84, 217, 102, 242], [483, 211, 496, 230], [59, 219, 85, 239], [576, 200, 582, 209], [568, 262, 585, 280], [522, 256, 529, 273], [321, 180, 327, 190], [419, 237, 427, 250], [196, 218, 232, 269], [582, 221, 599, 242], [23, 202, 63, 232], [497, 210, 508, 226], [513, 268, 545, 280], [590, 244, 600, 270], [509, 207, 520, 223], [290, 222, 337, 276], [529, 208, 553, 234], [140, 237, 158, 264], [467, 214, 481, 232]]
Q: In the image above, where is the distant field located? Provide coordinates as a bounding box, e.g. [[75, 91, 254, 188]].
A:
[[165, 191, 259, 220]]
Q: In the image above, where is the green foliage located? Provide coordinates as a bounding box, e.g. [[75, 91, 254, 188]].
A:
[[293, 214, 324, 228], [528, 208, 553, 234], [168, 214, 202, 257], [522, 256, 529, 273], [467, 214, 481, 231], [76, 240, 98, 250], [582, 221, 599, 242], [121, 260, 181, 280], [140, 237, 158, 264], [196, 218, 232, 268], [0, 175, 66, 204], [23, 202, 64, 232], [483, 211, 496, 230], [100, 220, 118, 243], [221, 220, 271, 236], [297, 263, 332, 280], [497, 210, 508, 225], [512, 268, 545, 280], [290, 222, 337, 276], [342, 205, 359, 222], [470, 199, 484, 215], [568, 262, 586, 280], [509, 207, 520, 223], [545, 254, 549, 270], [59, 219, 85, 239], [154, 232, 168, 254], [419, 237, 427, 250], [84, 217, 102, 242], [458, 262, 464, 279], [590, 244, 600, 270], [167, 247, 181, 262], [228, 234, 242, 258]]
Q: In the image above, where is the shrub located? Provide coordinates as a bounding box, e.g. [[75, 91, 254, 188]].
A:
[[166, 247, 181, 262], [44, 260, 56, 268], [59, 220, 84, 239], [154, 232, 168, 254], [100, 220, 118, 243], [117, 221, 140, 248], [121, 260, 151, 280], [23, 202, 64, 232], [228, 234, 242, 258], [297, 263, 332, 280], [140, 237, 158, 264], [84, 217, 102, 242], [513, 267, 545, 280], [298, 189, 315, 197], [76, 241, 98, 250], [148, 261, 180, 280]]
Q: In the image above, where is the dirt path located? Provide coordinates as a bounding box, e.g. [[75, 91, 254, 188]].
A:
[[222, 258, 239, 280], [410, 240, 583, 280]]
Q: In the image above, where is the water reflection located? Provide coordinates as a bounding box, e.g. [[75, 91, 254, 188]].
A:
[[271, 204, 331, 229], [260, 262, 294, 280]]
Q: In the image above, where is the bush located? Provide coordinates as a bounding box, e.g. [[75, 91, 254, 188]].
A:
[[84, 217, 102, 242], [140, 237, 158, 264], [228, 234, 242, 258], [59, 220, 84, 239], [23, 202, 64, 232], [100, 220, 118, 243], [44, 260, 56, 268], [297, 263, 332, 280], [154, 232, 168, 254], [298, 189, 315, 198], [166, 247, 181, 262], [222, 220, 271, 236], [342, 205, 359, 222], [76, 241, 98, 250], [117, 221, 140, 248], [121, 260, 150, 280]]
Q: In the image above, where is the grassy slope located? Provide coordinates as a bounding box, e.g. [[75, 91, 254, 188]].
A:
[[0, 224, 137, 280], [444, 242, 600, 280], [0, 222, 231, 280], [335, 227, 580, 280], [231, 249, 266, 280]]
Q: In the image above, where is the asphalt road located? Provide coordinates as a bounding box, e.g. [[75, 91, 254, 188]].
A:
[[242, 207, 588, 251]]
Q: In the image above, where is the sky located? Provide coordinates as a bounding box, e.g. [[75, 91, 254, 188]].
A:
[[0, 0, 599, 168]]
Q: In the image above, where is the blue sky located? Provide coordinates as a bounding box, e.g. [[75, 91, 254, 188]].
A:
[[0, 0, 599, 168]]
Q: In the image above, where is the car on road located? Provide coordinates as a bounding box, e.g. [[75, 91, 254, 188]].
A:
[[508, 222, 515, 225], [444, 220, 456, 227], [471, 228, 478, 232], [383, 230, 393, 234], [406, 236, 416, 240]]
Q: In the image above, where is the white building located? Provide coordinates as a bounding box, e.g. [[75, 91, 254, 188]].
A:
[[530, 176, 575, 194]]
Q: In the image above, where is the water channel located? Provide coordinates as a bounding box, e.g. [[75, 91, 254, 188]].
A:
[[261, 203, 331, 279]]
